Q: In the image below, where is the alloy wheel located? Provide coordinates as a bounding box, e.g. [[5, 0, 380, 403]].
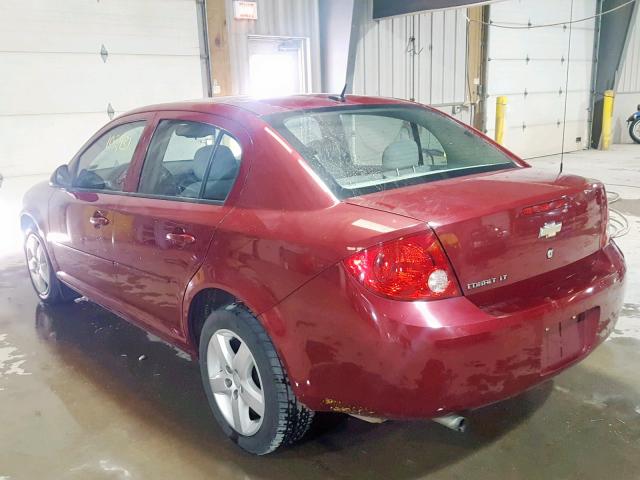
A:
[[207, 329, 265, 436], [26, 235, 50, 296]]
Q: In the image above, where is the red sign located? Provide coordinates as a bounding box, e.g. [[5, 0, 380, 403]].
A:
[[233, 1, 258, 20]]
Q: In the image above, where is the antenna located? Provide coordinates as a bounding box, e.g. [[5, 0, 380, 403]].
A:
[[559, 0, 574, 175], [329, 83, 349, 103]]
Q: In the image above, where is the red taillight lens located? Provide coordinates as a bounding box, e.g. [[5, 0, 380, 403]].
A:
[[343, 231, 461, 301], [521, 199, 568, 216]]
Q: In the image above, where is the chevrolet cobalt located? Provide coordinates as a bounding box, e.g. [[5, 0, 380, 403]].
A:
[[21, 95, 626, 454]]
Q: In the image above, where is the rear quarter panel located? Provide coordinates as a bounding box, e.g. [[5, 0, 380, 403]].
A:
[[184, 203, 426, 335]]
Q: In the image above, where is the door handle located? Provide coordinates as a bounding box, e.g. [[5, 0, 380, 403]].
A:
[[89, 211, 109, 228], [166, 229, 196, 247]]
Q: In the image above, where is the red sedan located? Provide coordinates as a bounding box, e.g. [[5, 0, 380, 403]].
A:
[[21, 95, 626, 455]]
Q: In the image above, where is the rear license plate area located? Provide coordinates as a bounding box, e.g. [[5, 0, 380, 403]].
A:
[[542, 307, 599, 374]]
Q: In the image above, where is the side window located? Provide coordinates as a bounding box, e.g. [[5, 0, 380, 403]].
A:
[[202, 133, 242, 201], [138, 120, 218, 198], [137, 120, 240, 202], [74, 122, 146, 191]]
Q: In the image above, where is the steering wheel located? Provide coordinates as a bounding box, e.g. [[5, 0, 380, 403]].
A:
[[104, 163, 131, 190]]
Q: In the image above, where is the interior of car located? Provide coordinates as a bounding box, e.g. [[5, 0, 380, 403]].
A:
[[74, 120, 240, 202], [137, 121, 240, 201]]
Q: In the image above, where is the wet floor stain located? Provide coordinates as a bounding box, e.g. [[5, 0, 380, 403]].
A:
[[620, 303, 640, 318], [0, 333, 31, 385]]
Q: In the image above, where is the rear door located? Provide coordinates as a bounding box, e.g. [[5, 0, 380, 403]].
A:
[[49, 116, 151, 294], [112, 112, 245, 340]]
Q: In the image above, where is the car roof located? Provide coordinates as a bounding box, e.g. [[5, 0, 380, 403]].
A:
[[125, 94, 418, 118]]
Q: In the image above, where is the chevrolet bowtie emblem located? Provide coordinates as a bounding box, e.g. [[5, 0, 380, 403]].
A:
[[539, 222, 563, 239]]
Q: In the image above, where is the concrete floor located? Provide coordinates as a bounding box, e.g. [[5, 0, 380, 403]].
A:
[[1, 146, 639, 479]]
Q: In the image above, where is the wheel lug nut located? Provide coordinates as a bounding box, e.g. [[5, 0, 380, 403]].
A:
[[224, 378, 233, 388]]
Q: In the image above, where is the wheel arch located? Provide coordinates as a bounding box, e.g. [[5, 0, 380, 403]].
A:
[[20, 212, 39, 235], [20, 212, 59, 269], [183, 282, 290, 364], [186, 287, 240, 353]]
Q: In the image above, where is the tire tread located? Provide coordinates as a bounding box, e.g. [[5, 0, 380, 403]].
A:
[[206, 303, 313, 454]]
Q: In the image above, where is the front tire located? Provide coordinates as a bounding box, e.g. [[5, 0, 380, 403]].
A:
[[24, 231, 75, 304], [199, 304, 314, 455], [629, 119, 640, 144]]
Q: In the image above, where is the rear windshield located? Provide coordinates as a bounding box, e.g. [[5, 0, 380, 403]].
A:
[[265, 105, 517, 199]]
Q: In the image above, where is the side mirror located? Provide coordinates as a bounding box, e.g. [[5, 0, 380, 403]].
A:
[[50, 165, 72, 188]]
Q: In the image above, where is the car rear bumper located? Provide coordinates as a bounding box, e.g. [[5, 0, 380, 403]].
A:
[[261, 242, 626, 419]]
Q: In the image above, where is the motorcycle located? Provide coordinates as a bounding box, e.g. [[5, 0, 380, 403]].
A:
[[627, 104, 640, 143]]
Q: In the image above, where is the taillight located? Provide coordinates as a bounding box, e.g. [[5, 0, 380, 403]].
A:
[[521, 199, 568, 216], [343, 231, 461, 301]]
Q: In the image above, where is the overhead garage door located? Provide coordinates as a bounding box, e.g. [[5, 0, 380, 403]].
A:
[[486, 0, 597, 158], [0, 0, 206, 178]]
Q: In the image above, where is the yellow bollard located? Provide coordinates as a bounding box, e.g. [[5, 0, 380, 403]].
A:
[[495, 96, 507, 145], [601, 90, 615, 150]]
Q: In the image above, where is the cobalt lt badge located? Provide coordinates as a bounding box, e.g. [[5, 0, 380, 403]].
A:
[[547, 248, 554, 259]]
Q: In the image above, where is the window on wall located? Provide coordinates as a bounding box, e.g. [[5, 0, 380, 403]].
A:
[[73, 121, 146, 191], [138, 120, 241, 201], [247, 36, 309, 97]]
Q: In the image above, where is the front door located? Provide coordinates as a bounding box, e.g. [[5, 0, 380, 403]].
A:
[[112, 113, 244, 340], [49, 119, 149, 294]]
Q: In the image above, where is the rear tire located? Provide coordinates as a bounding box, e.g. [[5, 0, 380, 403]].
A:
[[629, 119, 640, 144], [199, 304, 314, 455], [24, 231, 76, 304]]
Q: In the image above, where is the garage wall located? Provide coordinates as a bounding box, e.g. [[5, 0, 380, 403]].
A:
[[351, 0, 470, 123], [613, 6, 640, 143], [0, 0, 206, 178], [225, 0, 321, 95], [485, 0, 597, 158]]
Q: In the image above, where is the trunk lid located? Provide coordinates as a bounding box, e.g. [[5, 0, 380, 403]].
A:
[[347, 167, 608, 295]]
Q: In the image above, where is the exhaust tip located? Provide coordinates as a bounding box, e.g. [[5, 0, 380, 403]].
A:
[[457, 418, 467, 433], [432, 414, 468, 433]]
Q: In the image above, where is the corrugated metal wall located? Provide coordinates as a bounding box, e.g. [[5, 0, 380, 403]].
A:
[[225, 0, 321, 95], [351, 0, 468, 108], [618, 9, 640, 94]]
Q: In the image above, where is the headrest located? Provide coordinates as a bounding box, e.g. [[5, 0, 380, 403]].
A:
[[175, 123, 215, 138], [382, 140, 419, 170], [193, 145, 214, 180], [208, 146, 238, 181]]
